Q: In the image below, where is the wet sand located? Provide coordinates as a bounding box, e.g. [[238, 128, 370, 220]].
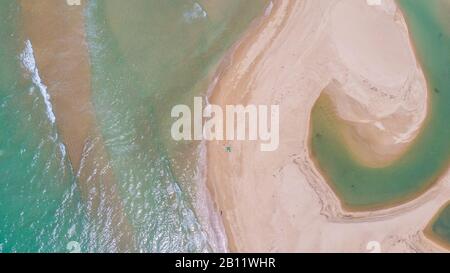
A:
[[207, 0, 450, 252], [20, 0, 134, 252]]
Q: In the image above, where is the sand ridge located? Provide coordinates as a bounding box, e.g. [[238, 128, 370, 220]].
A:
[[207, 0, 450, 252], [19, 0, 135, 252]]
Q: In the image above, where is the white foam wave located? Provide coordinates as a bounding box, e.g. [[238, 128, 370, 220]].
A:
[[59, 143, 67, 158], [20, 40, 56, 124], [194, 141, 229, 252], [183, 3, 207, 23]]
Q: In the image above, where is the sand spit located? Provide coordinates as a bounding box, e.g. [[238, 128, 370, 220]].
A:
[[20, 0, 135, 252], [207, 0, 450, 252]]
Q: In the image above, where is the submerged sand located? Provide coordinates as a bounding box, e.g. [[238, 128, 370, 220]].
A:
[[207, 0, 450, 252], [20, 0, 134, 251]]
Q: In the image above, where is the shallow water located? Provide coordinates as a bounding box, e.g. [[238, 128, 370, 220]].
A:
[[0, 0, 87, 253], [0, 0, 268, 252], [429, 203, 450, 248], [310, 0, 450, 209]]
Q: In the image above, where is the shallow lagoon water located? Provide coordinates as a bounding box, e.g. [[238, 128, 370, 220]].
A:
[[310, 0, 450, 209]]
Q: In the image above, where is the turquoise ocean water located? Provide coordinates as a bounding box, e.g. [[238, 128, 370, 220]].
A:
[[0, 0, 268, 252], [0, 0, 87, 253]]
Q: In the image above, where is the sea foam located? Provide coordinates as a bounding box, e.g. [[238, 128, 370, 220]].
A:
[[183, 3, 207, 23], [20, 40, 56, 124]]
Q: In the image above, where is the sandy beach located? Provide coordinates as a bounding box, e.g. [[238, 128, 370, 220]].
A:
[[207, 0, 450, 252], [12, 0, 449, 253], [20, 0, 135, 252]]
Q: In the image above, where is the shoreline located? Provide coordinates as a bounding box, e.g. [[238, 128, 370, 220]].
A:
[[13, 0, 449, 253], [206, 0, 294, 252], [424, 201, 450, 251], [308, 127, 450, 213], [206, 0, 449, 252], [204, 0, 284, 252]]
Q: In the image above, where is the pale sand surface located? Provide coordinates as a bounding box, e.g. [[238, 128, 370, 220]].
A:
[[20, 0, 134, 251], [207, 0, 450, 252]]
